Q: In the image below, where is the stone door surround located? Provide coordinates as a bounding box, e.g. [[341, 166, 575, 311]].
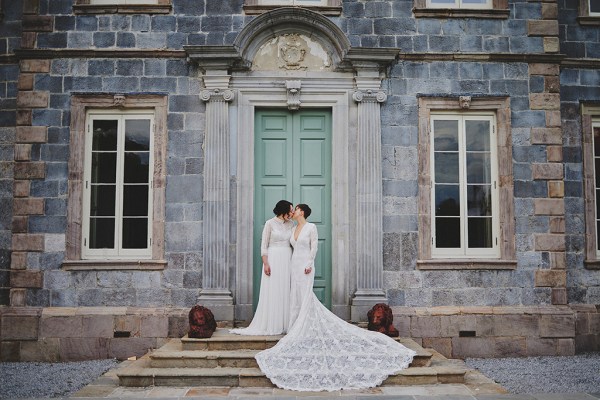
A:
[[185, 7, 399, 321]]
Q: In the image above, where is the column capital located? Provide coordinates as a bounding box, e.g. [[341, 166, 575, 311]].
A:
[[352, 89, 387, 104], [200, 88, 235, 103]]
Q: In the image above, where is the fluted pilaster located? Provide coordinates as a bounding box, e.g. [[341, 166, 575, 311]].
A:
[[351, 89, 388, 320], [198, 88, 235, 317]]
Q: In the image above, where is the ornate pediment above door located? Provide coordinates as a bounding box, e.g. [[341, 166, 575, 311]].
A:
[[184, 7, 400, 75]]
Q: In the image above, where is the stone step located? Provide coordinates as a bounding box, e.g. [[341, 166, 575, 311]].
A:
[[151, 337, 432, 369], [179, 329, 432, 366], [118, 354, 466, 388]]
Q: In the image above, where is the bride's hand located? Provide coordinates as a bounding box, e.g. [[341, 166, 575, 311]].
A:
[[304, 266, 312, 274], [264, 265, 271, 276]]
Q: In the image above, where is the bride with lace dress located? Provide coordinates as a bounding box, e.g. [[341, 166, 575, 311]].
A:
[[255, 204, 416, 391], [230, 200, 294, 336]]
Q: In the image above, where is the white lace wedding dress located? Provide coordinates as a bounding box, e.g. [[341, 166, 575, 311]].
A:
[[230, 217, 293, 336], [255, 222, 416, 391]]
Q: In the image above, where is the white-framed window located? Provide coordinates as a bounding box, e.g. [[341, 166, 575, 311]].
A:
[[82, 110, 154, 259], [430, 113, 499, 258], [590, 0, 600, 15], [89, 0, 158, 4], [251, 0, 328, 5], [427, 0, 492, 9], [592, 120, 600, 257]]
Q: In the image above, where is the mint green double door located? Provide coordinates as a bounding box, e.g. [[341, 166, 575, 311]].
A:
[[254, 109, 332, 309]]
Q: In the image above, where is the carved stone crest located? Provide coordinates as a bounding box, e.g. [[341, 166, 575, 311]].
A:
[[278, 34, 307, 70]]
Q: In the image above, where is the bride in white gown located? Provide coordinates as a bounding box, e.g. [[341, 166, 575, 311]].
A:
[[255, 204, 416, 391], [230, 200, 294, 336]]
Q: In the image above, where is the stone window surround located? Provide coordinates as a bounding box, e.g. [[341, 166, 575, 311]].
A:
[[582, 104, 600, 270], [413, 0, 509, 19], [243, 0, 342, 16], [63, 94, 167, 271], [417, 96, 517, 270], [578, 0, 600, 25], [73, 0, 171, 15]]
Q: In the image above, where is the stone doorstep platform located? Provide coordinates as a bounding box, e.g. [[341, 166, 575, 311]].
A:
[[117, 328, 466, 388]]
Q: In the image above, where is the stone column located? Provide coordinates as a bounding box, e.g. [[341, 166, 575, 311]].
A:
[[197, 77, 235, 321], [351, 86, 388, 321]]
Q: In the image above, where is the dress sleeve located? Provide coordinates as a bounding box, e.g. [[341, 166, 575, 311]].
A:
[[308, 224, 318, 268], [260, 220, 272, 257]]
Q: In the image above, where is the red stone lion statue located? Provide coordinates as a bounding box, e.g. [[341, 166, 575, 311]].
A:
[[367, 303, 399, 337], [188, 305, 217, 339]]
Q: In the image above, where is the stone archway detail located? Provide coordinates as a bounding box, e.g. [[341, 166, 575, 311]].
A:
[[233, 7, 351, 71]]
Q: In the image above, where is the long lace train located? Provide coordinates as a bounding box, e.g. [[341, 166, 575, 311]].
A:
[[255, 291, 416, 391]]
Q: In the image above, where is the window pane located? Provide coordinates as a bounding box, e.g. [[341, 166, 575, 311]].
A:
[[90, 185, 116, 216], [433, 120, 459, 151], [465, 120, 490, 151], [467, 184, 492, 216], [123, 185, 149, 216], [597, 221, 600, 251], [124, 152, 150, 183], [593, 128, 600, 156], [122, 218, 148, 249], [467, 152, 491, 183], [595, 159, 600, 188], [91, 153, 117, 183], [89, 217, 115, 249], [462, 0, 489, 4], [430, 0, 456, 3], [92, 120, 118, 151], [435, 184, 460, 216], [435, 152, 459, 183], [125, 119, 151, 151], [591, 0, 600, 13], [468, 217, 493, 248], [435, 218, 461, 248], [596, 189, 600, 218]]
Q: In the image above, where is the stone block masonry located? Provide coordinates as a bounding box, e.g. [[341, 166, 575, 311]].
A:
[[393, 305, 599, 359], [1, 305, 597, 362]]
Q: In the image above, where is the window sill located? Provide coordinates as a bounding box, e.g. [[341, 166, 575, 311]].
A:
[[577, 16, 600, 26], [413, 8, 509, 19], [243, 5, 342, 16], [417, 259, 517, 270], [73, 4, 171, 14], [583, 260, 600, 270], [62, 259, 167, 270]]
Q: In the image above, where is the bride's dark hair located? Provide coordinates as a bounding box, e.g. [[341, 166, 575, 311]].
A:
[[296, 203, 311, 219], [273, 200, 293, 216]]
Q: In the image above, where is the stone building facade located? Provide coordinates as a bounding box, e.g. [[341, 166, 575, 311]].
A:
[[0, 0, 599, 361]]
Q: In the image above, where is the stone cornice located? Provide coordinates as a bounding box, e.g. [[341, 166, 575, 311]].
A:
[[184, 45, 247, 71], [400, 52, 567, 64], [14, 48, 186, 59]]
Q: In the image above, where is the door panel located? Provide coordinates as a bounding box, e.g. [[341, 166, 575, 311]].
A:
[[254, 109, 332, 309]]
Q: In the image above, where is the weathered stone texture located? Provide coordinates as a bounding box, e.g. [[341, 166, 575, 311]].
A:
[[10, 270, 43, 288], [11, 234, 44, 251], [534, 199, 564, 215], [530, 127, 562, 144], [527, 20, 559, 37], [535, 270, 566, 287], [16, 126, 47, 143], [540, 315, 575, 338], [16, 91, 50, 109]]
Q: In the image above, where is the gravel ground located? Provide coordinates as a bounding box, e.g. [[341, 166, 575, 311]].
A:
[[1, 354, 599, 398], [466, 353, 600, 394], [0, 359, 120, 399]]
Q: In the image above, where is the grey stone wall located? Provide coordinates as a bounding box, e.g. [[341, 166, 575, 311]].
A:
[[559, 1, 600, 305], [0, 0, 22, 305], [15, 0, 598, 309], [33, 57, 204, 307]]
